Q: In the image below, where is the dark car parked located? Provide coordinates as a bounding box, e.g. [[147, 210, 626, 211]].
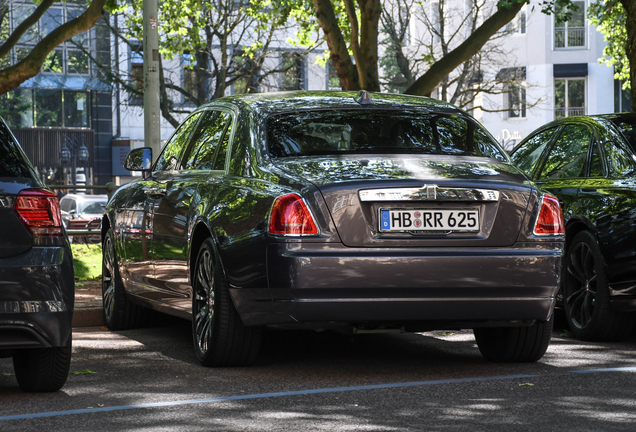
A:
[[0, 118, 74, 392], [510, 113, 636, 341], [102, 91, 564, 366]]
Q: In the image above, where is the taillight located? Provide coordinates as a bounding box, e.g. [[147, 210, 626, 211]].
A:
[[14, 189, 63, 237], [533, 193, 564, 236], [269, 194, 318, 236]]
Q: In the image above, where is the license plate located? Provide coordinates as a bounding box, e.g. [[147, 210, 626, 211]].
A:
[[379, 209, 479, 232]]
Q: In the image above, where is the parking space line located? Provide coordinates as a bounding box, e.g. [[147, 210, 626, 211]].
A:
[[0, 374, 536, 421], [571, 366, 636, 374], [3, 366, 636, 422]]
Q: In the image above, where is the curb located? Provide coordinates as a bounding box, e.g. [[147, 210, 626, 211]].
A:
[[73, 308, 104, 328]]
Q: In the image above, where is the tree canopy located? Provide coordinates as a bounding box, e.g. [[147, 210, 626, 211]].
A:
[[589, 0, 636, 109]]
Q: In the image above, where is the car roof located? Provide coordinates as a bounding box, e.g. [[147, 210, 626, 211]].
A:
[[198, 91, 460, 116]]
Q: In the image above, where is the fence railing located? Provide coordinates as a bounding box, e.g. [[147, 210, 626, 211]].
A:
[[555, 107, 586, 118], [554, 27, 585, 48]]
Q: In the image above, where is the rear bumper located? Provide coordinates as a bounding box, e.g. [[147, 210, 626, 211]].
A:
[[0, 246, 74, 349], [230, 242, 563, 327]]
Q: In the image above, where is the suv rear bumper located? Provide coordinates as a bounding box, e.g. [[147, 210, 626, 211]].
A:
[[230, 242, 563, 327], [0, 246, 74, 349]]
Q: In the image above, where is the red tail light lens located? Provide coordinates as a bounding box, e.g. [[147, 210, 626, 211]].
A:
[[14, 189, 63, 237], [269, 194, 318, 236], [533, 193, 564, 236]]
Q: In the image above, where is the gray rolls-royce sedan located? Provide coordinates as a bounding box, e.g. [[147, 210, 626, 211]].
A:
[[102, 91, 564, 366]]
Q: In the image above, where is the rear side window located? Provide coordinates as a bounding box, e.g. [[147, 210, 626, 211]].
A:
[[609, 116, 636, 153], [510, 128, 557, 178], [183, 110, 232, 170], [0, 121, 35, 178], [267, 110, 507, 160], [604, 140, 636, 177], [538, 124, 591, 180]]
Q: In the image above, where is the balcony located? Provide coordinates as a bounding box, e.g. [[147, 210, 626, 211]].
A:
[[555, 27, 585, 49]]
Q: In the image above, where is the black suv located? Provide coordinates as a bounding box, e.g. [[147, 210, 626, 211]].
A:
[[0, 118, 74, 392]]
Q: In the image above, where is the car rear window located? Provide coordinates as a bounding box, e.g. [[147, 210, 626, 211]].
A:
[[0, 120, 36, 178], [82, 202, 105, 214], [267, 110, 508, 160]]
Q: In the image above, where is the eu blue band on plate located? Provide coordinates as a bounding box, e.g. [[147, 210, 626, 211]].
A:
[[381, 210, 390, 229]]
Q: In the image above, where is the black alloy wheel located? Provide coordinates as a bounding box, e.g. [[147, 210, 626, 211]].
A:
[[193, 244, 215, 358], [563, 231, 635, 341], [192, 238, 262, 367], [102, 228, 146, 330]]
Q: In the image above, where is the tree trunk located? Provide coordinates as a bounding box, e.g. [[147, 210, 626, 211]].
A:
[[357, 0, 382, 91], [312, 0, 360, 90], [0, 0, 106, 95], [405, 2, 523, 97], [620, 0, 636, 111]]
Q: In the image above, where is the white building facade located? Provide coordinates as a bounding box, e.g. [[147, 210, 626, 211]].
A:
[[476, 0, 626, 150]]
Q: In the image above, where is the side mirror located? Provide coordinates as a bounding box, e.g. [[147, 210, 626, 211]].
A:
[[124, 148, 153, 174]]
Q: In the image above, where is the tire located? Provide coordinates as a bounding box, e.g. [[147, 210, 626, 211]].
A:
[[192, 238, 262, 367], [563, 230, 636, 341], [102, 228, 147, 330], [13, 335, 72, 392], [474, 318, 553, 363]]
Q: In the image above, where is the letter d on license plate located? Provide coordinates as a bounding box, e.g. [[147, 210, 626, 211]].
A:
[[379, 208, 479, 232]]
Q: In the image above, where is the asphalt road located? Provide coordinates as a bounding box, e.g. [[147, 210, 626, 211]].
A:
[[2, 313, 636, 431]]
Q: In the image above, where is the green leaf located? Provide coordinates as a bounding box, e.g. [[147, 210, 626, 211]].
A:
[[70, 369, 97, 375]]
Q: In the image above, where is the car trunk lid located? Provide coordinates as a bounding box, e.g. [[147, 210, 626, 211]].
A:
[[273, 155, 534, 248]]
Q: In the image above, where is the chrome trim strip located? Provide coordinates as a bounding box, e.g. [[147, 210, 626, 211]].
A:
[[0, 300, 68, 314], [358, 186, 499, 202], [293, 297, 550, 303]]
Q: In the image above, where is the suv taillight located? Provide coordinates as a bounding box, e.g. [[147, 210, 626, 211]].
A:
[[533, 193, 564, 236], [269, 194, 318, 236], [14, 189, 63, 237]]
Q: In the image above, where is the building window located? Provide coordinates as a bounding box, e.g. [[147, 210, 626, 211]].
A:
[[555, 78, 585, 118], [505, 7, 527, 34], [615, 80, 632, 113], [555, 0, 585, 49], [5, 88, 91, 128], [327, 61, 341, 90], [130, 45, 143, 105], [182, 53, 197, 103], [231, 49, 259, 95], [10, 3, 91, 75], [281, 52, 304, 91], [431, 2, 441, 44], [507, 83, 526, 118]]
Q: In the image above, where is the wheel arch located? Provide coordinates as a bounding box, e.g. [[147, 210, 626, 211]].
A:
[[565, 217, 610, 271], [101, 214, 111, 243], [188, 220, 227, 290]]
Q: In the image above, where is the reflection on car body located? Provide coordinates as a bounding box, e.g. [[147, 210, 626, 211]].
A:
[[510, 113, 636, 341], [102, 91, 565, 366]]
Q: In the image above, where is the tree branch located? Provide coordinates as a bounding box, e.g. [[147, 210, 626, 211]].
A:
[[0, 0, 55, 60], [0, 0, 107, 95], [404, 1, 524, 96]]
